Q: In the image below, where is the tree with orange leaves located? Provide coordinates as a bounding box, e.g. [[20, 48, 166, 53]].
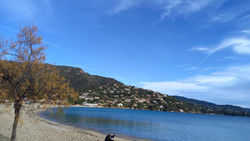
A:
[[0, 25, 77, 141]]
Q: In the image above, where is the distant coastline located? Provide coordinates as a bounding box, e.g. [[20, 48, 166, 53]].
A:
[[70, 104, 250, 117]]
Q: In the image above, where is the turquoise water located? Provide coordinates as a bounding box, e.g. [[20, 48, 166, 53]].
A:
[[40, 107, 250, 141]]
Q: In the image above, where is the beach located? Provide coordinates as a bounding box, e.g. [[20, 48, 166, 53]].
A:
[[0, 104, 140, 141]]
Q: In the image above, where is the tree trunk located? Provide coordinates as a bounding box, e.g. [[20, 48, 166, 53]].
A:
[[10, 103, 22, 141]]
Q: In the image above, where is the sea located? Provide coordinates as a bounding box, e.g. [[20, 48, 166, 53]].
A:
[[40, 107, 250, 141]]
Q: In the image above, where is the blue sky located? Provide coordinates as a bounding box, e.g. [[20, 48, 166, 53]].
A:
[[1, 0, 250, 107]]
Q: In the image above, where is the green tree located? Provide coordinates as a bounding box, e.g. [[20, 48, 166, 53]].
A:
[[0, 25, 77, 141]]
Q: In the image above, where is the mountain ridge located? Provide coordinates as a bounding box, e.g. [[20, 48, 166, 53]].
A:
[[55, 65, 123, 90], [55, 65, 250, 117]]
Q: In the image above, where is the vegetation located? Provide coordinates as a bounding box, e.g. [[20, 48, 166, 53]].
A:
[[0, 25, 77, 141], [54, 65, 250, 117], [174, 96, 250, 116], [0, 24, 248, 141], [55, 65, 122, 91]]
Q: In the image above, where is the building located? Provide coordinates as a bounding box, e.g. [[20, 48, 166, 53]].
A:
[[82, 102, 98, 107], [125, 99, 131, 103], [139, 99, 147, 103], [85, 97, 94, 101], [79, 96, 85, 99], [117, 103, 123, 107]]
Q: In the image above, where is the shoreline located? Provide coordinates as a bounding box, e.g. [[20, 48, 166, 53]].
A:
[[67, 105, 250, 118], [0, 104, 148, 141], [37, 109, 150, 141]]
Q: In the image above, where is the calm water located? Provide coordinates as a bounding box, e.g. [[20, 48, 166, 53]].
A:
[[40, 107, 250, 141]]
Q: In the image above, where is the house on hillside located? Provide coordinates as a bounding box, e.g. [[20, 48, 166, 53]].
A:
[[85, 97, 94, 101], [125, 99, 131, 103], [79, 96, 85, 99], [82, 102, 98, 107], [117, 103, 123, 107]]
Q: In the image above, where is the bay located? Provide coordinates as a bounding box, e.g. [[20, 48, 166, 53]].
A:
[[40, 107, 250, 141]]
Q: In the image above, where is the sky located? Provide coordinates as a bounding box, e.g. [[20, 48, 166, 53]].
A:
[[0, 0, 250, 107]]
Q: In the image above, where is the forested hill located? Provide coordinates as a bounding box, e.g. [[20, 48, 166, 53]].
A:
[[55, 65, 123, 90], [174, 96, 250, 116], [55, 65, 250, 117]]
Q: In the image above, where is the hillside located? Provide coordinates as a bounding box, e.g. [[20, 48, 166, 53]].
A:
[[56, 65, 123, 91], [55, 65, 250, 117], [174, 96, 250, 116]]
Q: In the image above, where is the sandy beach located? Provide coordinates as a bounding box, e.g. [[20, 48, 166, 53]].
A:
[[0, 104, 144, 141]]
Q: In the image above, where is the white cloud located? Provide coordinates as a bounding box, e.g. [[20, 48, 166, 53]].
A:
[[159, 0, 182, 20], [111, 0, 249, 26], [141, 81, 208, 94], [208, 5, 250, 24], [192, 75, 236, 85], [0, 0, 36, 20], [191, 37, 250, 55], [189, 47, 210, 52], [0, 0, 51, 21], [241, 30, 250, 34], [211, 37, 250, 55], [140, 65, 250, 107], [209, 13, 236, 23], [112, 0, 220, 19], [210, 13, 233, 23], [112, 0, 142, 13], [158, 0, 218, 20]]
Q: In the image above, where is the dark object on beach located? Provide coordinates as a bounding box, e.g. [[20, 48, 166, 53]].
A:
[[105, 134, 115, 141]]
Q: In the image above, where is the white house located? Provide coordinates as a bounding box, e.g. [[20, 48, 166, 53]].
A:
[[117, 103, 123, 107], [82, 102, 98, 107]]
